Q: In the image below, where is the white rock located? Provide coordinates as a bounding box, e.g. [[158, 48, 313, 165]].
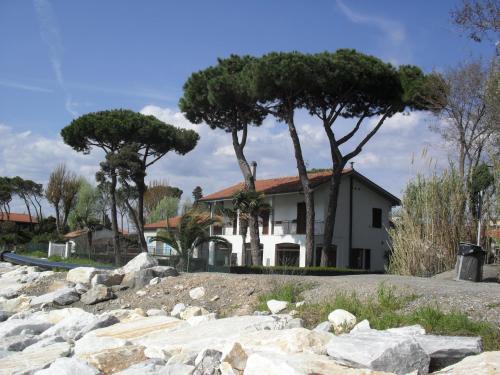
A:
[[134, 315, 311, 359], [350, 319, 371, 333], [149, 277, 160, 285], [266, 300, 288, 314], [432, 351, 500, 374], [76, 316, 185, 356], [35, 357, 100, 375], [136, 290, 147, 297], [313, 321, 333, 333], [122, 253, 158, 274], [179, 306, 209, 320], [41, 311, 119, 340], [146, 309, 167, 317], [1, 342, 71, 374], [75, 283, 88, 294], [194, 348, 222, 373], [0, 295, 31, 313], [237, 327, 333, 355], [91, 272, 124, 287], [0, 317, 52, 339], [0, 334, 38, 351], [327, 309, 357, 333], [189, 287, 205, 300], [187, 313, 217, 326], [219, 361, 238, 375], [46, 307, 89, 324], [210, 295, 219, 302], [220, 342, 247, 372], [386, 325, 426, 336], [102, 308, 147, 323], [414, 335, 483, 371], [295, 301, 305, 308], [29, 287, 79, 306], [245, 351, 391, 375], [326, 330, 430, 375], [81, 344, 148, 374], [162, 363, 195, 374], [75, 335, 131, 357], [23, 335, 65, 351], [170, 303, 186, 318], [114, 359, 166, 374], [67, 267, 105, 285]]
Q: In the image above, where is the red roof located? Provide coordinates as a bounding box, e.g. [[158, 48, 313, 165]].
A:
[[200, 170, 348, 201], [144, 216, 181, 230], [200, 169, 400, 206], [0, 213, 38, 224], [486, 229, 500, 239]]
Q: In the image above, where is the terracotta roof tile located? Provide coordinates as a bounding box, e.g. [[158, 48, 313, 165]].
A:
[[0, 213, 38, 224], [144, 216, 181, 230], [200, 170, 349, 201]]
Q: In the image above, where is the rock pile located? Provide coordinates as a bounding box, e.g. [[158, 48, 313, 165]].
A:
[[0, 258, 497, 374]]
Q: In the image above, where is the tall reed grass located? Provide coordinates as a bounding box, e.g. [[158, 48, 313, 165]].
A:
[[388, 167, 466, 276]]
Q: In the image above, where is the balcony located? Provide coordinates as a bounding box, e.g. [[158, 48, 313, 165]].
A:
[[273, 220, 324, 236], [215, 218, 325, 236]]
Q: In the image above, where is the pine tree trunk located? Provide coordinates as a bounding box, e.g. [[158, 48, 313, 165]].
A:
[[136, 183, 148, 252], [110, 172, 122, 266], [321, 168, 343, 266], [232, 128, 261, 266], [285, 114, 314, 266]]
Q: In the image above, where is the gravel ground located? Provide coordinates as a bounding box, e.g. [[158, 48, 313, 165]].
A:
[[19, 265, 500, 325]]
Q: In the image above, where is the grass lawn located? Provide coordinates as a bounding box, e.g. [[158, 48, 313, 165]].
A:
[[15, 249, 114, 268], [258, 281, 500, 351]]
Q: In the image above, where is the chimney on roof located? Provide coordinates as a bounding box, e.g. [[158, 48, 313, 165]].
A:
[[350, 162, 355, 170], [251, 161, 257, 180]]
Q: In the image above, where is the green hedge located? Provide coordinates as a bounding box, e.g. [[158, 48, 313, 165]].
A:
[[229, 265, 378, 276]]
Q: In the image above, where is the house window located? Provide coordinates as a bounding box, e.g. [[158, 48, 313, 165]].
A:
[[372, 208, 382, 228]]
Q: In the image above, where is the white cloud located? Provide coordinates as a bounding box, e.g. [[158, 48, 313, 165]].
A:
[[34, 0, 77, 116], [0, 80, 53, 93], [336, 0, 405, 43], [335, 0, 412, 64]]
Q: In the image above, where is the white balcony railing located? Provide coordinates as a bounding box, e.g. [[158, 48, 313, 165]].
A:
[[216, 219, 325, 236]]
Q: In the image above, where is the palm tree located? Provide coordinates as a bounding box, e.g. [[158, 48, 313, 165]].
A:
[[150, 209, 229, 272], [231, 190, 269, 266]]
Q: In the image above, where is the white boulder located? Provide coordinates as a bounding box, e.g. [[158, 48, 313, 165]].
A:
[[1, 342, 71, 374], [122, 253, 158, 274], [41, 311, 119, 340], [433, 351, 500, 374], [29, 287, 79, 306], [180, 306, 209, 320], [67, 267, 105, 285], [189, 287, 206, 300], [170, 303, 186, 318], [326, 330, 430, 375], [266, 300, 288, 314], [220, 342, 247, 373], [328, 309, 357, 333], [35, 357, 100, 375], [350, 319, 371, 333]]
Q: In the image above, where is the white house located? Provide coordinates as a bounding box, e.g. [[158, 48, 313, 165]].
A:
[[200, 168, 400, 271], [143, 216, 180, 257]]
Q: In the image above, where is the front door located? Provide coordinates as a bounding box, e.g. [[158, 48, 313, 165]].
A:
[[296, 202, 306, 234]]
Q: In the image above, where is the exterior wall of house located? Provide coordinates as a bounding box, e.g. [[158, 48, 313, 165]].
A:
[[207, 174, 394, 271], [144, 228, 174, 256]]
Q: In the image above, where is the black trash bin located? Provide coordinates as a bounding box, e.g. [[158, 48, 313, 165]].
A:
[[455, 242, 486, 282]]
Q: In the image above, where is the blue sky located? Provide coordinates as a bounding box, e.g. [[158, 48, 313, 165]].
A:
[[0, 0, 494, 212]]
